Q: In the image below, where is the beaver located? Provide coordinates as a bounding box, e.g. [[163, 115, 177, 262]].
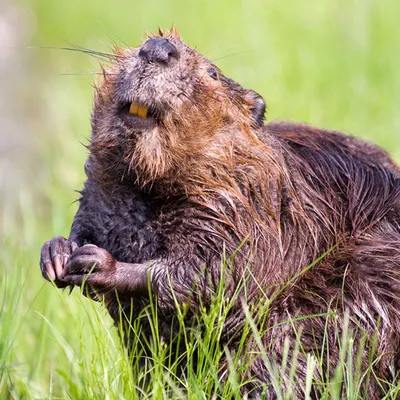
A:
[[40, 28, 400, 397]]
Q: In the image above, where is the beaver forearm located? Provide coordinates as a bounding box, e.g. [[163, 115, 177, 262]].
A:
[[40, 235, 216, 310], [40, 236, 150, 294], [40, 232, 224, 310], [62, 245, 152, 295]]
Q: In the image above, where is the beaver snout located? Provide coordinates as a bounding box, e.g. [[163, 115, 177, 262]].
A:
[[139, 38, 179, 65]]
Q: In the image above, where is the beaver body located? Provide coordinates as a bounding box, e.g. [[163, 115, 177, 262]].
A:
[[40, 30, 400, 397]]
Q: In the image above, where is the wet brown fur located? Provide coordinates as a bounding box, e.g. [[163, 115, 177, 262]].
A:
[[40, 29, 400, 398]]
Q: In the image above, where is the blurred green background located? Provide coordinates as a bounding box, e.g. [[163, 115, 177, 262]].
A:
[[1, 0, 399, 398]]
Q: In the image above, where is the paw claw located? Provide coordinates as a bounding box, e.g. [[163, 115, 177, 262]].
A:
[[45, 262, 56, 281], [52, 255, 63, 279]]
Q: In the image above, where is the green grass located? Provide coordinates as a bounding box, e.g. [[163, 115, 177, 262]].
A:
[[1, 0, 400, 398]]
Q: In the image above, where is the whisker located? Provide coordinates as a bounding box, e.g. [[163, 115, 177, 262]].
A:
[[60, 71, 105, 76], [36, 45, 119, 62], [62, 39, 121, 58], [210, 49, 254, 63], [94, 21, 131, 48]]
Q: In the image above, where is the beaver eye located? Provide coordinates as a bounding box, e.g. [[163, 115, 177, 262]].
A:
[[207, 67, 219, 80]]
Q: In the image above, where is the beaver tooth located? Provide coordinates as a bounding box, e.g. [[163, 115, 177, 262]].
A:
[[129, 102, 148, 118], [129, 102, 139, 116], [137, 104, 148, 118]]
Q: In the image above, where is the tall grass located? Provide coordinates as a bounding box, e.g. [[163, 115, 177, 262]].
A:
[[1, 0, 400, 398], [3, 253, 400, 398]]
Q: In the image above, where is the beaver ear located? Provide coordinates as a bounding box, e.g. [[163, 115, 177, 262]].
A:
[[247, 90, 266, 128]]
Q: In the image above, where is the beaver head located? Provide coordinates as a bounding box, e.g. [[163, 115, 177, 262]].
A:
[[89, 28, 268, 190]]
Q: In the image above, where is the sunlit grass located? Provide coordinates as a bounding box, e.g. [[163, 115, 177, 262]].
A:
[[4, 255, 400, 398]]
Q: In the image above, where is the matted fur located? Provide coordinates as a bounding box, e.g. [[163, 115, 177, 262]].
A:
[[40, 30, 400, 398]]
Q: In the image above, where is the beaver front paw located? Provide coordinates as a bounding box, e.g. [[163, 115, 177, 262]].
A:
[[40, 236, 78, 288], [63, 244, 116, 288]]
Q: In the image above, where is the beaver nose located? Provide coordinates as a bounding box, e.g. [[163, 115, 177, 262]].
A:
[[139, 38, 179, 65]]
